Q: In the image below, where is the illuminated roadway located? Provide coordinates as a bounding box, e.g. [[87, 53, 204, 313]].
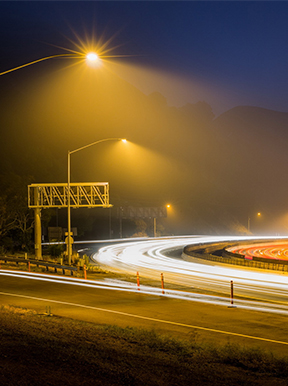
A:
[[93, 235, 288, 315], [2, 235, 288, 352]]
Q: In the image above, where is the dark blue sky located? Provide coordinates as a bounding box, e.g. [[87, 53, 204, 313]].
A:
[[1, 1, 288, 115]]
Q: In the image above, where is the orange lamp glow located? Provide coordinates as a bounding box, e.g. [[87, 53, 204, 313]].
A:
[[86, 52, 99, 62]]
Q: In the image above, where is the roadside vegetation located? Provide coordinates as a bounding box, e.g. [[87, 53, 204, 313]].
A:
[[0, 305, 287, 386]]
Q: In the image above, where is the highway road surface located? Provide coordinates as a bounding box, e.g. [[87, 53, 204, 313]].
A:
[[2, 235, 288, 355], [93, 235, 288, 314]]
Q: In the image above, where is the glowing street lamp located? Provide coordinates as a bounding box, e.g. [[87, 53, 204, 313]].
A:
[[248, 212, 261, 233], [67, 138, 127, 265], [86, 52, 99, 62]]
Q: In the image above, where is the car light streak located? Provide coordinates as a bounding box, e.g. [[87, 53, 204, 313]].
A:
[[1, 269, 288, 315], [94, 235, 288, 308], [227, 241, 288, 260]]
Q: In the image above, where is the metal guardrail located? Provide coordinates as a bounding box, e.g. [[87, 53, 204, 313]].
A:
[[0, 256, 79, 275]]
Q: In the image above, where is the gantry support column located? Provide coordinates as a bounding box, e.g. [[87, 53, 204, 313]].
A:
[[34, 187, 42, 259], [28, 182, 113, 262]]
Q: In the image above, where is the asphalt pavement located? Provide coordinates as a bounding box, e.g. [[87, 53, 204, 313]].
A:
[[1, 271, 288, 358]]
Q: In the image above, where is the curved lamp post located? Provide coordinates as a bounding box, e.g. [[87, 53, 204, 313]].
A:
[[0, 52, 99, 76], [67, 138, 127, 265]]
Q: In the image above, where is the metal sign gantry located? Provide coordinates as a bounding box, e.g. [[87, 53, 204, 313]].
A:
[[121, 206, 167, 219], [28, 183, 112, 258], [28, 182, 111, 208]]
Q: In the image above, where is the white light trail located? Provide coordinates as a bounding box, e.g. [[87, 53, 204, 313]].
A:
[[2, 236, 288, 316], [1, 269, 288, 315], [93, 235, 288, 309]]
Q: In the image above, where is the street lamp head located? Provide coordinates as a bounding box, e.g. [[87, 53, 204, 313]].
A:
[[86, 52, 99, 62], [121, 139, 127, 143], [86, 52, 101, 67]]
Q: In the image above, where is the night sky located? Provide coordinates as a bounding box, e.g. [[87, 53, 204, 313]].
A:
[[1, 1, 288, 236], [1, 1, 288, 115]]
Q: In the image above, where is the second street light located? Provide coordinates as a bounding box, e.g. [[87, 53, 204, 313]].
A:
[[67, 138, 127, 265], [248, 212, 261, 233]]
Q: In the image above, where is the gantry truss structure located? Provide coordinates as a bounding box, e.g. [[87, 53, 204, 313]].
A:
[[28, 183, 112, 209], [28, 183, 112, 259]]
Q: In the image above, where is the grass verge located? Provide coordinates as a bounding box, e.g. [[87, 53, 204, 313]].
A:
[[0, 305, 288, 385]]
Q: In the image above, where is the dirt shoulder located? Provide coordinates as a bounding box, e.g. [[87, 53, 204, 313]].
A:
[[0, 305, 288, 386]]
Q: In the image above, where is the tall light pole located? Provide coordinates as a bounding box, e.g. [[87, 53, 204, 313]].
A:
[[67, 138, 127, 265], [248, 212, 261, 233], [153, 204, 171, 238]]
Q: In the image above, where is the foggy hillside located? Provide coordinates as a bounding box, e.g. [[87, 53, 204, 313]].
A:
[[1, 62, 288, 235], [211, 106, 288, 221]]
